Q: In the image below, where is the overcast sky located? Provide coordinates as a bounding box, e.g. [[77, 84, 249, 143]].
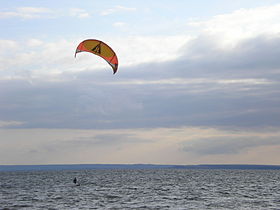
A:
[[1, 0, 280, 165]]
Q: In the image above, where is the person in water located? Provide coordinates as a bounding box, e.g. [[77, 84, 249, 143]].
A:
[[73, 177, 77, 184]]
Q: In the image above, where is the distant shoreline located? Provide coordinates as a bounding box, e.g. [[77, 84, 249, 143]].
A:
[[1, 164, 280, 172]]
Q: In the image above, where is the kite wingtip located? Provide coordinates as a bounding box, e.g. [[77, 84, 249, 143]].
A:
[[112, 66, 118, 75]]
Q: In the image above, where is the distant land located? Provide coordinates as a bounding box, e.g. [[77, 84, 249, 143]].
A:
[[0, 164, 280, 172]]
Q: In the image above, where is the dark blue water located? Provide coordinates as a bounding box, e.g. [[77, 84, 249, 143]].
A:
[[1, 169, 280, 209]]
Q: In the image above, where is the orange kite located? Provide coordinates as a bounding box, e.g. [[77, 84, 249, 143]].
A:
[[75, 39, 118, 74]]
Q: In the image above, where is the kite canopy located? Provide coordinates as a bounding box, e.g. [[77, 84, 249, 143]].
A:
[[75, 39, 118, 74]]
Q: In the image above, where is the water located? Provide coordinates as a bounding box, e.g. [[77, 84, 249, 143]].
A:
[[0, 169, 280, 209]]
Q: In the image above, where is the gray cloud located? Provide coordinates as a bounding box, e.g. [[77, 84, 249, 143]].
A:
[[182, 136, 280, 155], [1, 35, 280, 129], [34, 133, 147, 155]]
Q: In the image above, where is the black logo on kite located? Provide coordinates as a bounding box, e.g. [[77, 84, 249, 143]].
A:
[[92, 43, 101, 54]]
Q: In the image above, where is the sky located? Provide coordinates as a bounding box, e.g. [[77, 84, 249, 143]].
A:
[[1, 0, 280, 165]]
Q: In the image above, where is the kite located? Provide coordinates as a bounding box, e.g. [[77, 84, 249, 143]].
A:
[[75, 39, 118, 74]]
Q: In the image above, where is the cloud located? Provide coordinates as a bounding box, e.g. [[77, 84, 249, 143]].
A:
[[0, 35, 191, 79], [1, 127, 280, 165], [1, 34, 280, 130], [69, 8, 90, 18], [0, 128, 160, 164], [0, 120, 24, 128], [0, 7, 53, 19], [182, 136, 280, 155], [108, 78, 273, 86], [0, 39, 77, 79], [100, 5, 136, 16], [113, 22, 126, 28], [1, 4, 280, 130], [0, 7, 91, 20], [0, 62, 279, 130], [2, 3, 280, 165], [27, 39, 44, 47], [91, 133, 144, 145], [38, 133, 149, 157], [188, 4, 280, 47]]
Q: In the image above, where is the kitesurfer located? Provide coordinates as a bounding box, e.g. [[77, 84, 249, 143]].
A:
[[73, 177, 77, 184]]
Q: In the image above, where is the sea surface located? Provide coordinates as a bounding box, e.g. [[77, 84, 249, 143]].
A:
[[0, 169, 280, 209]]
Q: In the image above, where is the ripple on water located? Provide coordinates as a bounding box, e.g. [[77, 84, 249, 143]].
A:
[[0, 169, 280, 209]]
